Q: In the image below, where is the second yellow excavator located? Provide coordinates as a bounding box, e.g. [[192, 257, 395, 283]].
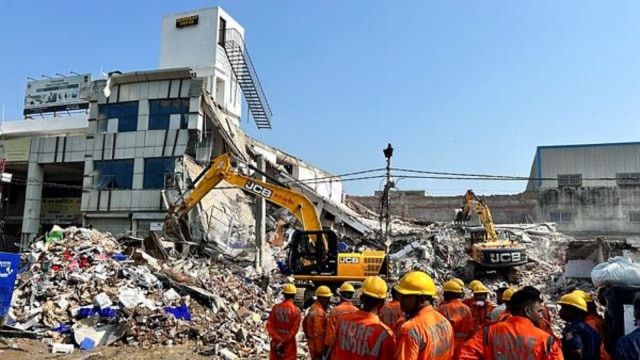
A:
[[454, 189, 527, 282], [164, 153, 390, 303]]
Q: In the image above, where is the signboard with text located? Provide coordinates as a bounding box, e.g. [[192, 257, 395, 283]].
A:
[[24, 74, 91, 115]]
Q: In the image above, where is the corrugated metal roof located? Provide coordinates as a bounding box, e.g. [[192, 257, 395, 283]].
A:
[[527, 142, 640, 190]]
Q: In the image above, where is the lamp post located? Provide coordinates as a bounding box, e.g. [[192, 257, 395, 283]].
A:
[[382, 144, 394, 249]]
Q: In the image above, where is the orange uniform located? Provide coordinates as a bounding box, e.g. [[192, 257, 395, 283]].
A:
[[330, 309, 396, 359], [438, 298, 474, 358], [324, 301, 359, 348], [379, 300, 403, 329], [586, 313, 611, 360], [497, 309, 511, 322], [303, 301, 328, 359], [395, 305, 454, 360], [458, 316, 563, 360], [468, 300, 496, 333], [266, 299, 301, 360]]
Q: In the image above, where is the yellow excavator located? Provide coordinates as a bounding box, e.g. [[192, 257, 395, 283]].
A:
[[454, 189, 527, 282], [164, 153, 389, 301]]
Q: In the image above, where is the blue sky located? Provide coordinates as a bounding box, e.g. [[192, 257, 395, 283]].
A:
[[2, 1, 640, 196]]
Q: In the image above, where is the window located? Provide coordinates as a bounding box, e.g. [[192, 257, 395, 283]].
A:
[[558, 174, 582, 187], [617, 172, 640, 186], [98, 102, 139, 132], [94, 160, 134, 189], [630, 211, 640, 223], [218, 17, 227, 46], [144, 157, 175, 189], [549, 212, 573, 223], [149, 99, 189, 130]]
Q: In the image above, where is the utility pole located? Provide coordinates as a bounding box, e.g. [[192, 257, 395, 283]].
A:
[[381, 144, 394, 250]]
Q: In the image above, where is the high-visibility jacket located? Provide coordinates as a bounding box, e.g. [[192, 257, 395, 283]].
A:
[[438, 298, 474, 358], [330, 310, 396, 360], [497, 309, 511, 322], [458, 315, 562, 360], [468, 300, 496, 333], [585, 313, 611, 360], [463, 297, 475, 308], [266, 299, 301, 360], [395, 305, 454, 360], [303, 301, 328, 359], [379, 300, 403, 329], [324, 301, 359, 348]]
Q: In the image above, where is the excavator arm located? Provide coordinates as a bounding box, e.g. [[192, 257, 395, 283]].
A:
[[458, 189, 498, 242], [167, 153, 325, 245]]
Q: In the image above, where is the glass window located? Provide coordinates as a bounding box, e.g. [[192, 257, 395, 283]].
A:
[[149, 99, 189, 130], [94, 160, 134, 189], [98, 102, 139, 132], [630, 211, 640, 223], [144, 157, 175, 189], [549, 211, 572, 223]]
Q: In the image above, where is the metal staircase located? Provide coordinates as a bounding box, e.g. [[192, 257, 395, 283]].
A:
[[222, 29, 272, 129]]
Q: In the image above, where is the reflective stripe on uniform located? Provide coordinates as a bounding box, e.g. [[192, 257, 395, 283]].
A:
[[546, 335, 555, 354], [409, 327, 426, 351], [370, 329, 389, 356]]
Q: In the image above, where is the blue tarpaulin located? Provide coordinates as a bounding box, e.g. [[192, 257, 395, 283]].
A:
[[0, 252, 20, 318]]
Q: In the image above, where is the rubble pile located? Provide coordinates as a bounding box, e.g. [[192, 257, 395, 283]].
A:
[[383, 219, 575, 293], [7, 226, 275, 358]]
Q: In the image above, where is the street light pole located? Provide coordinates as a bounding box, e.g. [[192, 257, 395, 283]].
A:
[[382, 144, 394, 250]]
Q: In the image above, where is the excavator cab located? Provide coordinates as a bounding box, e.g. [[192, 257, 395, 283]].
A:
[[287, 230, 338, 276]]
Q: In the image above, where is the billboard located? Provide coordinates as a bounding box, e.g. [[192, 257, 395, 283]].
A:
[[24, 74, 91, 115]]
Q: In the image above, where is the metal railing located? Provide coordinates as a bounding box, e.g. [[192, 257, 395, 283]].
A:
[[221, 28, 273, 128]]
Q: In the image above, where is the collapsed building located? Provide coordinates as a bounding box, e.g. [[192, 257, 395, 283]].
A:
[[1, 7, 372, 262]]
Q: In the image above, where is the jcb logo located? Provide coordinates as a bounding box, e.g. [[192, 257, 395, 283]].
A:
[[339, 257, 360, 264], [489, 252, 523, 263], [244, 181, 273, 198]]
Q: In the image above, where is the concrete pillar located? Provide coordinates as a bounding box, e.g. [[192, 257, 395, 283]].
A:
[[21, 161, 45, 247]]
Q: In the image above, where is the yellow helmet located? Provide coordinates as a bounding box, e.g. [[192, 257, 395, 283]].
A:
[[315, 286, 333, 298], [442, 280, 463, 293], [361, 276, 388, 300], [502, 288, 515, 301], [283, 283, 297, 295], [338, 282, 355, 294], [571, 290, 593, 303], [469, 280, 483, 290], [394, 271, 437, 296], [473, 284, 490, 294], [558, 293, 588, 312], [452, 278, 465, 288]]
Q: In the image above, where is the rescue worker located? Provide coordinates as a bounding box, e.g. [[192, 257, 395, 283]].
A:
[[558, 292, 601, 360], [614, 293, 640, 360], [458, 289, 562, 360], [496, 288, 515, 322], [266, 283, 302, 360], [468, 283, 496, 333], [394, 271, 454, 360], [379, 287, 402, 329], [437, 280, 473, 358], [573, 289, 610, 360], [323, 282, 358, 356], [303, 286, 332, 360], [330, 276, 396, 359], [520, 285, 555, 335], [489, 287, 509, 322], [463, 280, 484, 308]]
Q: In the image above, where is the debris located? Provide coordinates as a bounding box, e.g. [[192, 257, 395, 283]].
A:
[[9, 225, 277, 357], [51, 343, 74, 354]]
